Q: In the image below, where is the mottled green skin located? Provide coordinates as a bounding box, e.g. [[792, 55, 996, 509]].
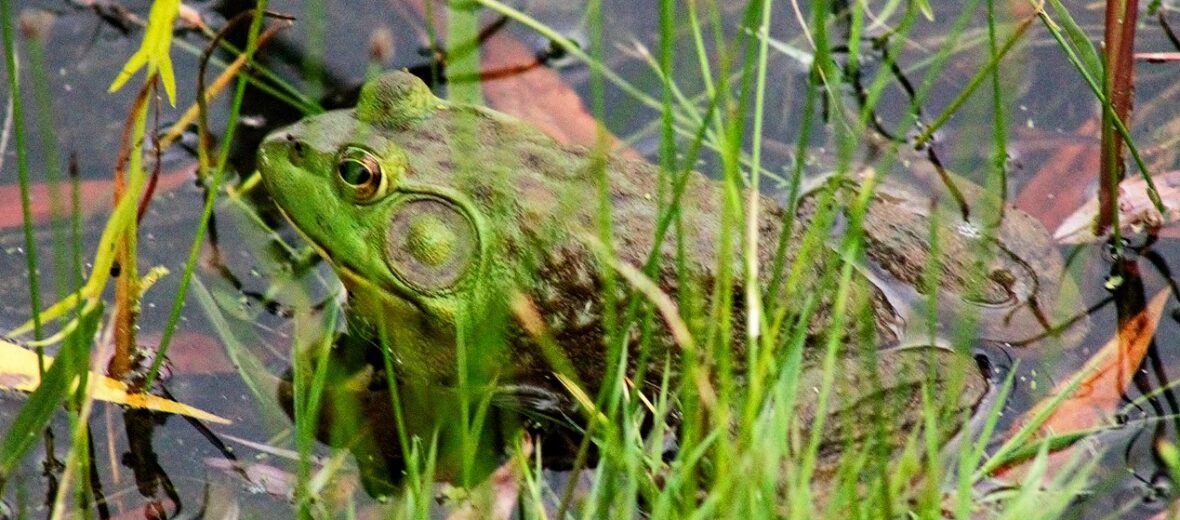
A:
[[258, 72, 1076, 430], [259, 71, 811, 406]]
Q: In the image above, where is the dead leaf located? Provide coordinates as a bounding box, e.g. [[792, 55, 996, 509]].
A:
[[0, 165, 193, 229], [143, 331, 237, 375], [0, 338, 231, 424], [1019, 288, 1168, 436], [1054, 170, 1180, 244], [993, 289, 1169, 482], [1013, 119, 1100, 231], [478, 31, 639, 159], [400, 0, 638, 158]]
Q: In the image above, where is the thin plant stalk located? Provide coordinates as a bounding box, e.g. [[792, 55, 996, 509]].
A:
[[109, 79, 153, 381], [142, 2, 273, 390], [1097, 0, 1138, 237], [1036, 1, 1164, 227]]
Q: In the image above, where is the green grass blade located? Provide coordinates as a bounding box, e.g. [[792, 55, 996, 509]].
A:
[[1, 0, 45, 341]]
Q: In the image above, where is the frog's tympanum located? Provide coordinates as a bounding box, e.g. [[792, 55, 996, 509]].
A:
[[259, 71, 1079, 492]]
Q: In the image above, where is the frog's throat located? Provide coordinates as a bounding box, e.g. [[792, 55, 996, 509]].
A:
[[275, 204, 420, 310]]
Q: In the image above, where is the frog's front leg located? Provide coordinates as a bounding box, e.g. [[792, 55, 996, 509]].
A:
[[797, 346, 989, 475], [276, 328, 506, 496]]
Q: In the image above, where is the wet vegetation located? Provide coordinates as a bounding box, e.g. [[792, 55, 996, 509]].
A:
[[0, 0, 1179, 518]]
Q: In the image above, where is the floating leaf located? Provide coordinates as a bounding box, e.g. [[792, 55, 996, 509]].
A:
[[0, 338, 230, 424]]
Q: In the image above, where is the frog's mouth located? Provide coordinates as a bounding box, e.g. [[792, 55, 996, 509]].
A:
[[273, 205, 337, 269], [274, 204, 427, 311]]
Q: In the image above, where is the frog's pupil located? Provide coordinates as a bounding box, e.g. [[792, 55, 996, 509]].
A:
[[339, 160, 372, 186]]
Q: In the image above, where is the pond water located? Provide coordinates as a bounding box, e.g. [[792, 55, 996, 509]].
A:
[[1, 0, 1179, 518]]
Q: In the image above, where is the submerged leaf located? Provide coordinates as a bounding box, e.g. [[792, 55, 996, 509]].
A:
[[0, 165, 193, 229], [1018, 289, 1168, 436], [992, 290, 1168, 483], [0, 338, 230, 424]]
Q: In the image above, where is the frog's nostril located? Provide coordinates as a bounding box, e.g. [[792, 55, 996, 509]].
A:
[[286, 135, 306, 163]]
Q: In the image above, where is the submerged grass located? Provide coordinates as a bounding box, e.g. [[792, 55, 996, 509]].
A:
[[0, 1, 43, 343], [0, 0, 1147, 518], [0, 0, 88, 499]]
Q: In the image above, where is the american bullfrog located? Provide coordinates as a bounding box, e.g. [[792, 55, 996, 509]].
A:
[[257, 71, 1076, 488]]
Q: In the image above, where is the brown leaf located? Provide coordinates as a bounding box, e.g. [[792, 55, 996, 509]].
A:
[[1018, 288, 1169, 437], [399, 0, 638, 157], [478, 31, 639, 158], [0, 165, 193, 229], [1013, 120, 1100, 231], [143, 331, 237, 375], [994, 289, 1169, 482]]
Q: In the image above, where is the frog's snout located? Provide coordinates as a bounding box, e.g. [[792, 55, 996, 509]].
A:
[[258, 131, 307, 172]]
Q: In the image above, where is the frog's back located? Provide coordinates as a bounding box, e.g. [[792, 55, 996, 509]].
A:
[[307, 71, 905, 392], [368, 74, 764, 282]]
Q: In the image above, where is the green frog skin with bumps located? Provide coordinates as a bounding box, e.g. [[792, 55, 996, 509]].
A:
[[258, 71, 1078, 470]]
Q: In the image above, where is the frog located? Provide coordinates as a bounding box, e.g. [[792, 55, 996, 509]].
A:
[[257, 70, 1080, 490]]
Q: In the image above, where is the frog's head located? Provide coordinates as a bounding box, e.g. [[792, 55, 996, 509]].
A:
[[258, 71, 511, 383]]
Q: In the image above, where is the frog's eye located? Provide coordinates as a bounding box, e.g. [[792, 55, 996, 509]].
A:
[[336, 147, 389, 202]]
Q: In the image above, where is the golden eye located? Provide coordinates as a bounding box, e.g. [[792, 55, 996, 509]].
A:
[[336, 147, 388, 202]]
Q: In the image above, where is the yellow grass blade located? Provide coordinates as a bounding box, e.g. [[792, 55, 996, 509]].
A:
[[0, 338, 230, 424]]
